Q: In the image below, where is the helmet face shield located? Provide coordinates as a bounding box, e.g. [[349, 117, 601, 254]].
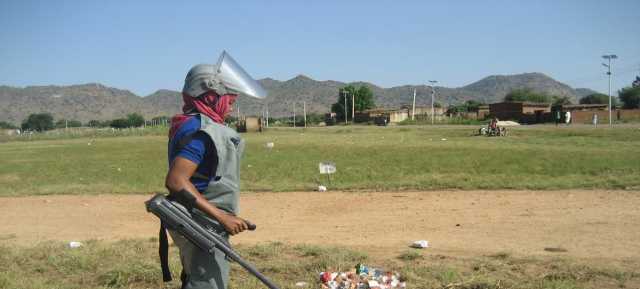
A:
[[215, 51, 267, 99]]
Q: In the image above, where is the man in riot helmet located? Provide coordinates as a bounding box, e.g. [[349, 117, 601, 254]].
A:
[[161, 51, 266, 289]]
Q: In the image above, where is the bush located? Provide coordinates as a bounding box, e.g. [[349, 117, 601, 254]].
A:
[[21, 113, 54, 131], [127, 113, 145, 127], [0, 121, 18, 129], [86, 120, 108, 127], [109, 118, 129, 129]]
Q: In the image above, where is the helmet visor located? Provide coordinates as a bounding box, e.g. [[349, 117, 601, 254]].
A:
[[215, 51, 267, 99]]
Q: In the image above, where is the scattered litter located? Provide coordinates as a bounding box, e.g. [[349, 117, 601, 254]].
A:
[[441, 138, 447, 141], [265, 142, 275, 149], [411, 240, 429, 249], [320, 264, 406, 289], [247, 164, 253, 168], [318, 185, 327, 192], [497, 121, 520, 126], [117, 168, 122, 172], [68, 241, 83, 248], [295, 281, 308, 287], [319, 162, 337, 174], [544, 247, 568, 253], [456, 223, 461, 227]]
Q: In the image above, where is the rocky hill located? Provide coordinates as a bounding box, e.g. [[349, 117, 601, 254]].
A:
[[0, 73, 595, 124]]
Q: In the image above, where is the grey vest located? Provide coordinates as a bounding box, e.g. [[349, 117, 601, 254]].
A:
[[197, 114, 244, 215]]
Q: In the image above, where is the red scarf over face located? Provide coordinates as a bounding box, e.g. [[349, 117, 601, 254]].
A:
[[169, 91, 237, 138]]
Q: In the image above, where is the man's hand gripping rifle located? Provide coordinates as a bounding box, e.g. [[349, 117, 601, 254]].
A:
[[145, 193, 280, 289]]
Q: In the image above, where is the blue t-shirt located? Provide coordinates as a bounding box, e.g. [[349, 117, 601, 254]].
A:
[[168, 115, 217, 193]]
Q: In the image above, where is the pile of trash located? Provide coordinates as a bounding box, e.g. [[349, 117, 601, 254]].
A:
[[319, 264, 406, 289]]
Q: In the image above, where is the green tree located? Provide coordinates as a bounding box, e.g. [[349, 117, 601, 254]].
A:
[[331, 85, 375, 122], [127, 113, 145, 127], [0, 121, 18, 129], [87, 120, 105, 127], [465, 100, 483, 111], [552, 95, 572, 106], [21, 113, 54, 131], [580, 93, 614, 105], [447, 100, 485, 114], [618, 86, 640, 109], [504, 88, 551, 103], [109, 118, 129, 129]]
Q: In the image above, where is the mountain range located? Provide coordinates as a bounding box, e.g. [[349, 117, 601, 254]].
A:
[[0, 72, 598, 124]]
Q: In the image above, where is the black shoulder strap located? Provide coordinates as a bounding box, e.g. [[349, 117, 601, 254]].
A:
[[159, 221, 172, 282]]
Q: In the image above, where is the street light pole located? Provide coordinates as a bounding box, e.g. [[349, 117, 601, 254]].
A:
[[412, 88, 416, 120], [352, 91, 355, 124], [602, 54, 617, 126], [266, 103, 269, 128], [428, 80, 438, 124], [343, 91, 348, 125]]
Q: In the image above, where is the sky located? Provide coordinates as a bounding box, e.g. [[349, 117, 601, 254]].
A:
[[1, 0, 639, 96]]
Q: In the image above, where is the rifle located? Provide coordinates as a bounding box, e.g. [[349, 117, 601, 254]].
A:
[[145, 193, 280, 289]]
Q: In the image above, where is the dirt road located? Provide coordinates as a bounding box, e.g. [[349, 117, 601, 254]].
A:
[[1, 190, 638, 261]]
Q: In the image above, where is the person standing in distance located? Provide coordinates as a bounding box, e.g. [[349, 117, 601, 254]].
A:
[[162, 51, 267, 289]]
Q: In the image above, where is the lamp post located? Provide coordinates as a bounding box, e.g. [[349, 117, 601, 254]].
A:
[[602, 54, 617, 126], [412, 88, 416, 120], [352, 90, 355, 124], [428, 80, 438, 124], [343, 90, 348, 125]]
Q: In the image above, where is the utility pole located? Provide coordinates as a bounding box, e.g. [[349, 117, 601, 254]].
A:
[[428, 80, 438, 124], [352, 90, 355, 124], [266, 103, 269, 128], [412, 88, 416, 120], [303, 101, 307, 128], [602, 54, 617, 126], [343, 91, 348, 125], [236, 102, 240, 120], [293, 102, 296, 128]]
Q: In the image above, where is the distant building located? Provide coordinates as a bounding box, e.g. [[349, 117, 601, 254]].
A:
[[489, 102, 551, 124], [236, 116, 262, 132], [355, 105, 448, 124], [324, 112, 337, 126], [356, 108, 408, 124], [477, 105, 490, 119], [555, 104, 609, 123]]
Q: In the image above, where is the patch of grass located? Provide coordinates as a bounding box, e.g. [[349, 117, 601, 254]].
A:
[[397, 250, 423, 261], [2, 125, 640, 196], [293, 243, 325, 257], [436, 267, 461, 285], [1, 240, 639, 289]]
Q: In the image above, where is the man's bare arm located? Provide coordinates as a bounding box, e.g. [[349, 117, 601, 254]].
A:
[[165, 156, 248, 235]]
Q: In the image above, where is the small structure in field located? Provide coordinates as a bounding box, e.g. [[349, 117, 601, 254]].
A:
[[489, 102, 551, 124], [236, 116, 263, 133]]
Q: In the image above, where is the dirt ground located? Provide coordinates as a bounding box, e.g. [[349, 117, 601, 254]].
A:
[[1, 190, 639, 263]]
